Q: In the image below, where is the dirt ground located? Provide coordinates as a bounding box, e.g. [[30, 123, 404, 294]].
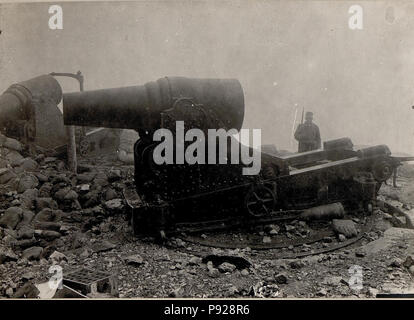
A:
[[1, 142, 414, 298]]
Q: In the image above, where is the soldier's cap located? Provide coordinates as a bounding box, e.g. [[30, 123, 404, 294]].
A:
[[305, 111, 313, 119]]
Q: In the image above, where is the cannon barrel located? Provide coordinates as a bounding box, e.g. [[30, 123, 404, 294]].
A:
[[0, 75, 62, 127], [63, 77, 245, 131]]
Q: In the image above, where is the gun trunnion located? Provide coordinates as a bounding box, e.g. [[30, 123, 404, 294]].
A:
[[63, 76, 413, 236]]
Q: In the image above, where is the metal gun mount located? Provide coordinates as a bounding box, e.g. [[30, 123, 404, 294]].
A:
[[63, 77, 414, 237]]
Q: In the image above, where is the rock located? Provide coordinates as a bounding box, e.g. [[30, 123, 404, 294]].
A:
[[323, 276, 343, 286], [265, 224, 280, 235], [15, 238, 38, 249], [316, 288, 327, 297], [78, 184, 90, 193], [0, 168, 16, 184], [33, 221, 61, 232], [226, 286, 239, 296], [71, 232, 88, 249], [107, 169, 122, 182], [22, 272, 35, 281], [64, 190, 79, 201], [51, 175, 72, 185], [40, 245, 57, 260], [0, 247, 18, 264], [38, 182, 52, 197], [409, 266, 414, 276], [94, 172, 109, 186], [218, 262, 237, 273], [6, 150, 24, 166], [263, 236, 271, 243], [285, 225, 295, 232], [338, 234, 346, 242], [104, 198, 124, 212], [34, 208, 62, 223], [0, 134, 22, 151], [105, 188, 118, 201], [79, 247, 92, 258], [22, 246, 43, 260], [35, 197, 58, 211], [49, 251, 67, 264], [405, 209, 414, 229], [13, 282, 40, 298], [207, 261, 220, 278], [355, 251, 366, 258], [269, 229, 278, 235], [289, 260, 304, 269], [91, 240, 116, 253], [34, 172, 48, 183], [16, 210, 35, 230], [332, 219, 358, 238], [5, 288, 14, 297], [188, 256, 201, 266], [0, 158, 10, 169], [16, 173, 39, 193], [76, 173, 96, 184], [19, 188, 39, 209], [175, 238, 186, 247], [36, 230, 61, 241], [393, 215, 407, 227], [323, 237, 333, 243], [44, 157, 57, 164], [54, 187, 71, 201], [390, 258, 403, 268], [17, 225, 35, 239], [125, 254, 144, 266], [274, 273, 288, 284], [18, 158, 38, 171], [0, 206, 23, 229], [367, 287, 379, 297], [241, 269, 250, 276], [83, 190, 100, 207], [403, 255, 414, 268]]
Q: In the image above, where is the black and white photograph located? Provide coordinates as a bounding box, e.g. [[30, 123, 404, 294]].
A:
[[0, 0, 413, 307]]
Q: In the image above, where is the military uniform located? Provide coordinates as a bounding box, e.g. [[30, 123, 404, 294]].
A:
[[294, 113, 321, 152]]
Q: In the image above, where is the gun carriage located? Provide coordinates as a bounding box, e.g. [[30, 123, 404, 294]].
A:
[[63, 77, 412, 238]]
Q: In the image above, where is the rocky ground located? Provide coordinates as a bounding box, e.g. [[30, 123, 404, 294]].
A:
[[0, 133, 413, 299]]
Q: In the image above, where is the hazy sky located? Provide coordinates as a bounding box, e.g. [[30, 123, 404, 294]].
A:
[[0, 0, 413, 154]]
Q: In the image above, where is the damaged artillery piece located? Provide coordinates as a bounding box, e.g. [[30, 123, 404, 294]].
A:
[[62, 77, 414, 239], [0, 74, 67, 151], [0, 73, 120, 157]]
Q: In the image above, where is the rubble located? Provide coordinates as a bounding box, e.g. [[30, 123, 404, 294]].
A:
[[332, 219, 358, 238], [274, 273, 288, 284], [218, 262, 237, 273], [91, 240, 116, 253], [22, 247, 43, 260], [0, 207, 23, 229], [125, 254, 144, 266], [0, 128, 413, 299], [201, 255, 251, 270], [403, 255, 414, 268]]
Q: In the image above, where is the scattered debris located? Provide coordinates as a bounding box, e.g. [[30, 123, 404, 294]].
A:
[[332, 219, 358, 238], [63, 268, 118, 297], [125, 254, 144, 266], [201, 255, 251, 270]]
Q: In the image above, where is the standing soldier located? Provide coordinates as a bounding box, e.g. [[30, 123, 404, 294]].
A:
[[294, 111, 321, 152]]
